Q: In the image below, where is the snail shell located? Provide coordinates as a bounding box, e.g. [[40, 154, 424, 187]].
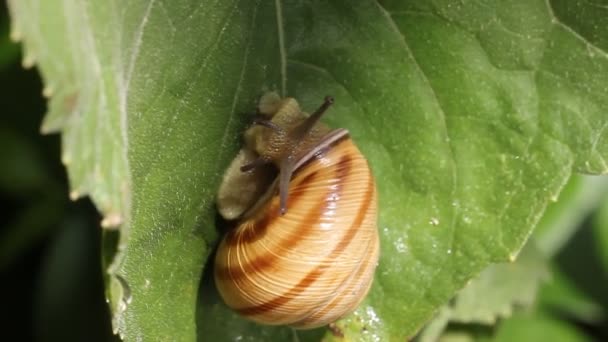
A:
[[214, 94, 379, 329]]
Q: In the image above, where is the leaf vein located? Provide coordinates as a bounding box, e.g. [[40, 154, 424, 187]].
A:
[[546, 0, 608, 58], [216, 0, 260, 163], [137, 0, 240, 181], [275, 0, 287, 96], [376, 1, 461, 260]]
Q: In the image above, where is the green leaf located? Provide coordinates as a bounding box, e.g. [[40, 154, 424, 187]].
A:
[[593, 193, 608, 275], [532, 189, 608, 327], [8, 0, 130, 224], [492, 312, 593, 342], [545, 197, 608, 314], [429, 311, 594, 342], [9, 0, 608, 340], [537, 265, 604, 324]]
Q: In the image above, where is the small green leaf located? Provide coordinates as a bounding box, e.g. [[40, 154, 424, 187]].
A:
[[492, 312, 592, 342], [429, 311, 594, 342]]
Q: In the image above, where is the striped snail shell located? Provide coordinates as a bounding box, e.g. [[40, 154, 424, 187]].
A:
[[215, 93, 379, 329]]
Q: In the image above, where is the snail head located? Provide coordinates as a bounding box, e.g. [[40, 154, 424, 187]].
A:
[[241, 92, 335, 215]]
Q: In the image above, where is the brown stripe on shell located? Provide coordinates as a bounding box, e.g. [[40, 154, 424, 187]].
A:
[[223, 169, 321, 248], [223, 208, 275, 247], [236, 170, 375, 317], [216, 153, 353, 281], [287, 170, 320, 202], [290, 229, 378, 329], [284, 154, 352, 235]]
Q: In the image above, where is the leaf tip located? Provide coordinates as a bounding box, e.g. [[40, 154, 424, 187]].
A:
[[40, 124, 52, 135], [101, 213, 123, 229], [61, 153, 71, 166], [9, 27, 21, 42], [69, 189, 81, 201], [21, 54, 35, 69], [42, 85, 53, 98]]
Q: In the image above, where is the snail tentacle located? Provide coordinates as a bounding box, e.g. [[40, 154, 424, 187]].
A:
[[278, 156, 296, 216], [289, 96, 334, 141], [252, 117, 284, 132]]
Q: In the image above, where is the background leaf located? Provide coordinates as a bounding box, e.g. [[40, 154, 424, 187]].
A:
[[491, 311, 594, 342], [534, 175, 608, 257], [435, 312, 593, 342], [8, 0, 608, 340], [593, 193, 608, 275]]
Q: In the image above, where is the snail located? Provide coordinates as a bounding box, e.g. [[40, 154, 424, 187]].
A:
[[215, 92, 379, 329]]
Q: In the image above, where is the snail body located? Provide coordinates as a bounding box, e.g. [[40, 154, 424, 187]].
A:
[[215, 93, 379, 329]]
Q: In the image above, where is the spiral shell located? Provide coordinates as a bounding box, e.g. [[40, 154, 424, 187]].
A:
[[214, 94, 379, 329]]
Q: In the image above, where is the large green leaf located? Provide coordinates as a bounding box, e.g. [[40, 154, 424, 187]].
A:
[[9, 0, 608, 340]]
